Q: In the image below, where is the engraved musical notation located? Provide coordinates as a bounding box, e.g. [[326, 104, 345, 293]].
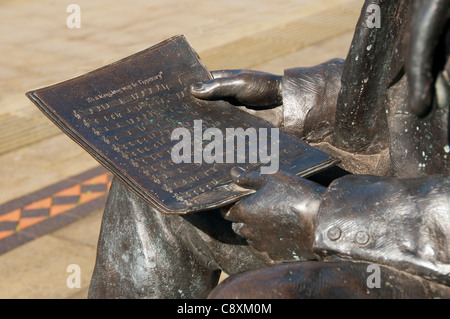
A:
[[27, 35, 337, 214]]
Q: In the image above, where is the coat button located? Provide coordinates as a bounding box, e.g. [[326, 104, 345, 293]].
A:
[[327, 226, 341, 241], [355, 231, 370, 245]]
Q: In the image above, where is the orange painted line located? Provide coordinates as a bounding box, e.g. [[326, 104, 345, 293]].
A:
[[53, 184, 81, 197], [0, 168, 112, 254], [18, 216, 47, 230], [83, 174, 109, 185], [0, 230, 15, 240], [23, 197, 52, 210], [79, 192, 105, 204], [0, 209, 21, 223], [50, 204, 77, 217]]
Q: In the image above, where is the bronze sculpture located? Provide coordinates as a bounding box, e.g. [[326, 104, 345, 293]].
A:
[[88, 0, 450, 298]]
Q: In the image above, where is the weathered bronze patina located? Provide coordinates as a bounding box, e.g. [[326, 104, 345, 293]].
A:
[[86, 0, 449, 298]]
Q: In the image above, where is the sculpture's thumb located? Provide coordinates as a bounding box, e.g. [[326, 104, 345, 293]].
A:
[[230, 166, 267, 190]]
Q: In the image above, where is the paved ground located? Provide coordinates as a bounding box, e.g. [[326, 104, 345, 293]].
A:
[[0, 0, 361, 298]]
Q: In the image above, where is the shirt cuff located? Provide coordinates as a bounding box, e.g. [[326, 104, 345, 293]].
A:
[[281, 59, 344, 142], [313, 174, 450, 286]]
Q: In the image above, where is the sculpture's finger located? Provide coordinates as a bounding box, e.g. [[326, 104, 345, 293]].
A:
[[210, 69, 274, 79], [407, 0, 449, 118], [223, 203, 243, 222], [231, 222, 254, 239], [210, 69, 250, 79], [191, 71, 283, 107], [190, 76, 244, 100]]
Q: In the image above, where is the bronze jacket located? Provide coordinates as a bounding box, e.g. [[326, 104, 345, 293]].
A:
[[279, 0, 450, 285]]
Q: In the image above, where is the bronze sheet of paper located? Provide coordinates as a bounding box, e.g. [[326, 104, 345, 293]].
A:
[[27, 35, 338, 214]]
